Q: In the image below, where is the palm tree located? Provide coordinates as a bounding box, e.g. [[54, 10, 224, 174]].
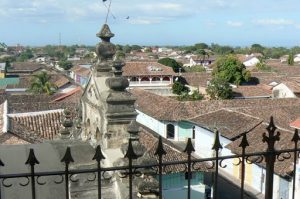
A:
[[29, 71, 57, 95]]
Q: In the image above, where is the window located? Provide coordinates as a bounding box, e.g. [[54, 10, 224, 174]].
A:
[[163, 76, 170, 81], [141, 77, 150, 82], [166, 124, 175, 139], [86, 119, 91, 137], [130, 77, 138, 82], [152, 76, 160, 81]]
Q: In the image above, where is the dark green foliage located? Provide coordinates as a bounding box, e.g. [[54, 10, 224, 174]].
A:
[[131, 45, 142, 51], [158, 58, 182, 72], [17, 49, 34, 62], [177, 90, 204, 101], [194, 43, 209, 50], [251, 44, 265, 54], [212, 55, 251, 85], [0, 56, 16, 63], [172, 81, 189, 95], [256, 62, 273, 72], [211, 43, 234, 55], [183, 66, 206, 72], [206, 78, 233, 100], [123, 45, 132, 53], [28, 72, 57, 95], [288, 54, 294, 66], [58, 60, 73, 70]]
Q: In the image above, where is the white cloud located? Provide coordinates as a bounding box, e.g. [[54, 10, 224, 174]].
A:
[[254, 19, 294, 26], [129, 17, 169, 25], [227, 20, 243, 27]]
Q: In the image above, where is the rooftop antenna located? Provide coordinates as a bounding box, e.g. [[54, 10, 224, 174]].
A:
[[102, 0, 129, 22], [59, 32, 61, 46], [103, 0, 113, 24]]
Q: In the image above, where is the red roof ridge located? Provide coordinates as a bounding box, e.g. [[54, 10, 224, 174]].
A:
[[51, 87, 81, 102]]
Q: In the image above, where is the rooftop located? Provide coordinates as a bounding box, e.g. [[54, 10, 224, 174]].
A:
[[123, 61, 176, 76]]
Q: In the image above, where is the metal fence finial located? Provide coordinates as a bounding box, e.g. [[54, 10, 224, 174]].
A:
[[239, 134, 249, 148], [25, 149, 40, 166], [93, 145, 106, 162], [212, 129, 223, 151], [184, 138, 195, 154], [61, 147, 74, 164], [155, 136, 166, 157]]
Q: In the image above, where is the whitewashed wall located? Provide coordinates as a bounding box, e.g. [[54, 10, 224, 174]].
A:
[[136, 110, 180, 140], [272, 84, 296, 98]]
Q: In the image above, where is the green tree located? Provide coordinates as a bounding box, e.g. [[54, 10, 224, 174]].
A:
[[172, 81, 189, 95], [194, 43, 209, 50], [131, 45, 142, 51], [211, 43, 234, 55], [158, 58, 182, 72], [212, 55, 251, 85], [17, 49, 34, 62], [288, 54, 294, 66], [251, 44, 265, 54], [206, 78, 233, 100], [123, 45, 132, 53], [256, 62, 272, 71], [58, 60, 73, 70], [196, 49, 207, 61], [28, 72, 57, 95], [177, 90, 204, 101]]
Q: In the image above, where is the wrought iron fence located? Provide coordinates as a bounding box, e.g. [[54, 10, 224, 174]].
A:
[[0, 117, 300, 199]]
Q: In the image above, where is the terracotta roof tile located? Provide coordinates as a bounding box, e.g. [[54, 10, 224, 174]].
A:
[[233, 85, 272, 98], [181, 73, 212, 87], [8, 110, 64, 142], [226, 124, 298, 177], [123, 61, 176, 76], [9, 62, 43, 72], [289, 118, 300, 129], [189, 109, 263, 140], [139, 124, 210, 173], [131, 89, 300, 123]]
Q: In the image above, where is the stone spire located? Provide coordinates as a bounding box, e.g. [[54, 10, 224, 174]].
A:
[[94, 24, 116, 72], [80, 23, 137, 148], [59, 109, 73, 139]]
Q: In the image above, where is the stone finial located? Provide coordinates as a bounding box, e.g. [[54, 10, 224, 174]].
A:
[[95, 24, 116, 61], [96, 24, 114, 42], [59, 109, 73, 139], [127, 120, 140, 136]]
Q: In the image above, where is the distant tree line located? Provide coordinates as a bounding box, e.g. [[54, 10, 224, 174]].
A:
[[178, 43, 300, 59]]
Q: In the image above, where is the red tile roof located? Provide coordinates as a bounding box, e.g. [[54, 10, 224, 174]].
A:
[[123, 61, 176, 76], [8, 110, 64, 142], [226, 123, 298, 177], [289, 118, 300, 129], [51, 87, 82, 102], [189, 109, 262, 140], [233, 85, 272, 98]]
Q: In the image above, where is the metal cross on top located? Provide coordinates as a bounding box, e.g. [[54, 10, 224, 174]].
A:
[[102, 0, 114, 24]]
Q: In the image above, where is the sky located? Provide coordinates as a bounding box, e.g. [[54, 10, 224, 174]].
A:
[[0, 0, 300, 47]]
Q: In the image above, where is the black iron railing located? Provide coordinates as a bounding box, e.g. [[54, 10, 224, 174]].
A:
[[0, 117, 299, 199]]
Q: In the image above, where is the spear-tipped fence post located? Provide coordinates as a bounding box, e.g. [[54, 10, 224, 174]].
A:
[[212, 129, 222, 199], [93, 145, 106, 199], [61, 147, 74, 199], [239, 134, 249, 199], [0, 159, 4, 199], [184, 138, 195, 199], [291, 129, 300, 199], [263, 117, 280, 199], [154, 136, 166, 199], [25, 149, 39, 199], [124, 138, 138, 199]]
